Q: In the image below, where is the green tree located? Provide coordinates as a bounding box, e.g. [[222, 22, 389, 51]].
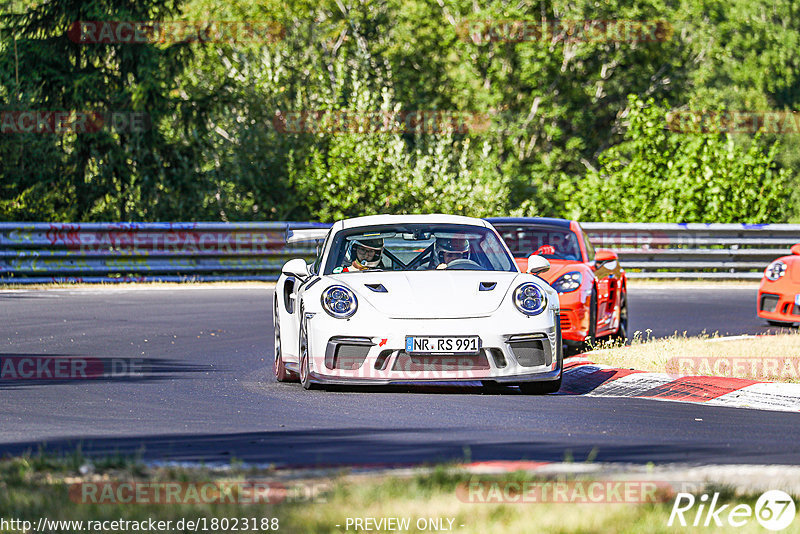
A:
[[180, 0, 511, 221], [3, 0, 800, 223], [0, 0, 205, 221], [565, 96, 791, 223]]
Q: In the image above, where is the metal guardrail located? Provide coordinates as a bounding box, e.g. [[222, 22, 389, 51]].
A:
[[0, 222, 798, 283], [0, 222, 328, 284], [582, 223, 800, 279]]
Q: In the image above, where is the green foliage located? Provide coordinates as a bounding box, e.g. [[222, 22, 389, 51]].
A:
[[0, 0, 203, 221], [565, 96, 791, 222], [176, 0, 513, 221], [283, 47, 509, 221], [1, 0, 798, 222]]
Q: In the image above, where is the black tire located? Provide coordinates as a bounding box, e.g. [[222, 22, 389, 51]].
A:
[[581, 287, 598, 352], [273, 295, 298, 382], [767, 319, 795, 327], [519, 377, 562, 395], [612, 290, 628, 343], [481, 380, 506, 393], [562, 340, 581, 357], [298, 309, 319, 390]]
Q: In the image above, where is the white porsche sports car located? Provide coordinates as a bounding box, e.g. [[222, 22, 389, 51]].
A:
[[273, 214, 563, 393]]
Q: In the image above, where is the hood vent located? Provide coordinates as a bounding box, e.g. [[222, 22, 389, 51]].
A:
[[365, 283, 388, 293], [479, 282, 497, 291]]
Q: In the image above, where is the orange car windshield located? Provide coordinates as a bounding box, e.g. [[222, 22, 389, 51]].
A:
[[495, 226, 582, 261]]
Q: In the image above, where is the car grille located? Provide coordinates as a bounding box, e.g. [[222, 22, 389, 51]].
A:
[[508, 339, 549, 367], [793, 304, 800, 317], [374, 350, 392, 370], [325, 343, 370, 370], [486, 348, 507, 369], [760, 294, 780, 313], [392, 351, 490, 372], [560, 314, 571, 330]]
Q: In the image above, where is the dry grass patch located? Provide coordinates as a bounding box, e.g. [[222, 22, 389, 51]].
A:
[[587, 331, 800, 383], [4, 456, 800, 534]]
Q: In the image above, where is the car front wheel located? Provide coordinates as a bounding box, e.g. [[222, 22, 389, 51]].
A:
[[274, 295, 298, 382], [298, 308, 319, 390], [612, 291, 628, 343], [581, 287, 598, 352]]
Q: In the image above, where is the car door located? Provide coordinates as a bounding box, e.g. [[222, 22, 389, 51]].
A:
[[582, 228, 616, 332]]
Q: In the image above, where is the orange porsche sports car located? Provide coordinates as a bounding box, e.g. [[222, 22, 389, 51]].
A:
[[757, 243, 800, 326], [487, 217, 628, 348]]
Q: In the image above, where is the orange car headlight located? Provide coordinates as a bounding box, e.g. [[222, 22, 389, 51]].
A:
[[552, 271, 582, 293], [765, 261, 786, 281]]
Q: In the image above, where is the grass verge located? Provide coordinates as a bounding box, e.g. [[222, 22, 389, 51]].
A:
[[2, 453, 799, 533], [587, 331, 800, 383]]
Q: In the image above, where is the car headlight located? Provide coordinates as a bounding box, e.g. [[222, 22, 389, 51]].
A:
[[321, 285, 358, 318], [765, 261, 787, 281], [513, 283, 547, 316], [552, 271, 582, 293]]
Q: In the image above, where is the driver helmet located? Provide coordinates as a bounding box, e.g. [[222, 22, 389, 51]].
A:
[[435, 235, 470, 264], [348, 236, 384, 269]]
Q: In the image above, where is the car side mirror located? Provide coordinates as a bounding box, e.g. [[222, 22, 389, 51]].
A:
[[594, 249, 618, 270], [527, 254, 550, 274], [792, 243, 800, 255], [282, 258, 310, 279], [595, 249, 618, 263]]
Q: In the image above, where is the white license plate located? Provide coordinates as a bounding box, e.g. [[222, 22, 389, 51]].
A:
[[795, 294, 800, 306], [405, 336, 481, 355]]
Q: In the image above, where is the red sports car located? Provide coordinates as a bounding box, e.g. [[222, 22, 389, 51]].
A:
[[757, 243, 800, 326], [488, 217, 628, 349]]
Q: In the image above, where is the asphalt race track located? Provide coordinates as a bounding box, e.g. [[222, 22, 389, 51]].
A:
[[1, 285, 798, 467]]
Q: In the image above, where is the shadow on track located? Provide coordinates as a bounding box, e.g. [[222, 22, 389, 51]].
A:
[[0, 353, 219, 390], [0, 426, 745, 467]]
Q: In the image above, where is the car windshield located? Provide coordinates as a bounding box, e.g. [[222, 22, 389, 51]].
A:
[[493, 225, 583, 261], [324, 223, 517, 274]]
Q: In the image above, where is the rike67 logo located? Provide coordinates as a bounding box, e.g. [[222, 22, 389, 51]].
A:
[[668, 490, 796, 531]]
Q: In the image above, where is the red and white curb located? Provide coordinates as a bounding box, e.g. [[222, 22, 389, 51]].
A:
[[561, 357, 800, 412]]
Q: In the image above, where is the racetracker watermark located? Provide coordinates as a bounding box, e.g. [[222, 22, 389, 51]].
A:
[[457, 480, 673, 504], [0, 357, 144, 380], [456, 19, 673, 44], [585, 229, 705, 249], [667, 110, 800, 134], [666, 356, 800, 382], [69, 481, 329, 504], [0, 111, 150, 134], [43, 229, 282, 253], [272, 110, 494, 135], [68, 21, 284, 44]]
